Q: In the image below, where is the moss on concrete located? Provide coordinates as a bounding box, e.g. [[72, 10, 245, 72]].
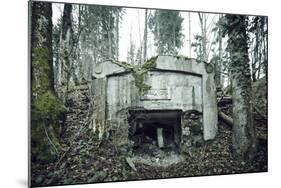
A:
[[111, 56, 158, 92]]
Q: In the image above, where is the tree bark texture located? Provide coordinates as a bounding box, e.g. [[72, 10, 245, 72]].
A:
[[225, 15, 256, 159], [31, 1, 54, 92], [143, 9, 148, 61], [59, 4, 73, 102], [30, 1, 65, 162]]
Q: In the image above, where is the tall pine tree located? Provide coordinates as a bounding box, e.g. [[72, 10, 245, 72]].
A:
[[149, 10, 184, 55]]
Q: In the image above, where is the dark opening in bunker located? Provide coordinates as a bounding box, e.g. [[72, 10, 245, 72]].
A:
[[128, 109, 182, 153]]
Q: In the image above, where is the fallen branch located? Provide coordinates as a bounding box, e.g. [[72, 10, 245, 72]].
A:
[[218, 111, 233, 126], [218, 95, 266, 120], [43, 123, 58, 154], [125, 157, 137, 171], [218, 111, 267, 144]]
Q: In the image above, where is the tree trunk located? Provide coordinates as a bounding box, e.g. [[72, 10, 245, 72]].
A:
[[172, 22, 176, 55], [128, 26, 135, 64], [59, 4, 73, 102], [188, 12, 192, 57], [203, 15, 207, 61], [263, 18, 268, 79], [225, 15, 256, 159], [31, 2, 54, 91], [218, 111, 233, 125], [116, 11, 119, 60], [253, 26, 259, 82], [198, 13, 207, 62], [108, 14, 112, 59], [143, 9, 148, 61], [217, 14, 223, 86], [30, 1, 65, 163], [156, 12, 161, 54], [219, 111, 266, 144], [137, 10, 142, 65]]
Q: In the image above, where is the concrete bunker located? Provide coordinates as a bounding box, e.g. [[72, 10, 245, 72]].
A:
[[91, 56, 217, 157]]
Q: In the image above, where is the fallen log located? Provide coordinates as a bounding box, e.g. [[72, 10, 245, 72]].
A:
[[218, 111, 267, 144], [217, 95, 266, 120], [218, 111, 233, 125]]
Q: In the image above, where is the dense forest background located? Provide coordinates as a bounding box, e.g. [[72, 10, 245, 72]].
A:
[[30, 1, 268, 187]]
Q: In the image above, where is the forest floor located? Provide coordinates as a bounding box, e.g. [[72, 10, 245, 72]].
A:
[[31, 81, 268, 187]]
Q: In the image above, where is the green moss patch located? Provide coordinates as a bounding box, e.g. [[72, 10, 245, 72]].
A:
[[111, 56, 158, 92], [31, 46, 66, 163]]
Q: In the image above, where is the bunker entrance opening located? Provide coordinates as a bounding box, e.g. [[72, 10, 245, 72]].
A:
[[128, 110, 182, 154]]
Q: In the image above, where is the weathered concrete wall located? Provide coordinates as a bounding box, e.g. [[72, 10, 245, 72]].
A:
[[154, 56, 217, 140], [106, 74, 137, 145], [91, 56, 217, 147], [140, 71, 202, 112], [92, 78, 106, 139]]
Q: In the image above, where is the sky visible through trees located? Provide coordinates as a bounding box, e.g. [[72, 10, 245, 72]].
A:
[[51, 3, 267, 88], [52, 4, 221, 61]]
